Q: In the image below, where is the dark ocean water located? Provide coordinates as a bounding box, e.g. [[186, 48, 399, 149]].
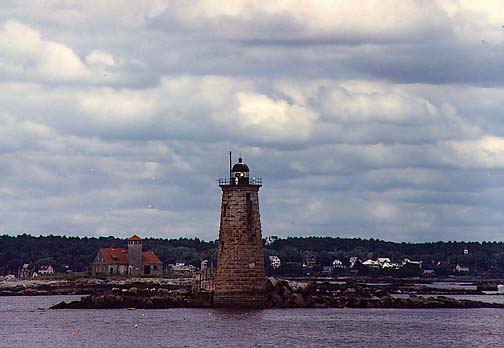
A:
[[1, 295, 504, 348]]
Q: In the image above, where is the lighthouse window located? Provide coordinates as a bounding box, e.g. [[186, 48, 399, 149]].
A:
[[246, 193, 251, 201], [223, 204, 228, 217]]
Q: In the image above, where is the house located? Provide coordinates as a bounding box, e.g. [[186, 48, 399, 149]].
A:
[[91, 235, 163, 276], [332, 259, 345, 268], [423, 269, 435, 276], [454, 264, 470, 273], [167, 262, 197, 277], [362, 259, 380, 268], [402, 258, 422, 268], [377, 258, 391, 265], [18, 264, 31, 278], [305, 256, 318, 268], [362, 257, 419, 270], [38, 265, 54, 275], [269, 256, 281, 269], [382, 261, 401, 269], [377, 258, 401, 269], [349, 256, 359, 268]]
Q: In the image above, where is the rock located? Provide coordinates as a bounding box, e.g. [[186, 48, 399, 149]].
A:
[[376, 289, 389, 297], [477, 282, 498, 291], [267, 277, 278, 289], [282, 287, 292, 298], [290, 293, 305, 307]]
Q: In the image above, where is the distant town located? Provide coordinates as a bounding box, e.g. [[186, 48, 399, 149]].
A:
[[1, 234, 503, 280]]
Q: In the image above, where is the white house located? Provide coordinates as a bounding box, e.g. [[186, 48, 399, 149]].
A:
[[381, 262, 401, 269], [377, 258, 391, 265], [403, 258, 422, 267], [349, 256, 359, 268], [38, 265, 54, 275], [269, 256, 281, 269], [362, 258, 403, 269], [362, 259, 380, 267], [168, 263, 197, 276], [332, 259, 345, 268], [454, 264, 470, 273]]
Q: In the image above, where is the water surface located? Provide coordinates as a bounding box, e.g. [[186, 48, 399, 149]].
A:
[[1, 296, 504, 347]]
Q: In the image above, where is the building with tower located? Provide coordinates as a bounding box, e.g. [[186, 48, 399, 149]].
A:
[[126, 235, 143, 275], [91, 235, 163, 276], [214, 155, 267, 308]]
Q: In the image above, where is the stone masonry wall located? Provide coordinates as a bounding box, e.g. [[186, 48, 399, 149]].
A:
[[214, 185, 266, 307], [127, 241, 142, 275]]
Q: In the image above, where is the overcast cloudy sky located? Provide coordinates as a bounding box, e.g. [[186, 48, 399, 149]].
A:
[[2, 1, 504, 242]]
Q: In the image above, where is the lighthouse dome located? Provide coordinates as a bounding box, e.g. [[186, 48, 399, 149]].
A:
[[232, 157, 249, 172]]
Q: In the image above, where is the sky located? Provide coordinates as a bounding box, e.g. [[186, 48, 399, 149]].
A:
[[1, 1, 504, 242]]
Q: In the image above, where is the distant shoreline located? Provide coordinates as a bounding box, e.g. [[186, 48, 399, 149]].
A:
[[2, 276, 504, 297]]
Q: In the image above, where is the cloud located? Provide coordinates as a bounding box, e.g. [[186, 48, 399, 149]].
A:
[[153, 1, 450, 43], [86, 50, 116, 67], [232, 92, 316, 143], [0, 113, 56, 153], [2, 2, 504, 242], [12, 75, 476, 149], [16, 75, 317, 146], [0, 20, 87, 80], [0, 20, 123, 83], [77, 88, 157, 122], [369, 201, 400, 221], [445, 136, 504, 168], [318, 86, 437, 124], [273, 80, 482, 145]]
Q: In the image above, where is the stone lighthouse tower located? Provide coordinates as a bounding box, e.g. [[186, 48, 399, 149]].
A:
[[214, 155, 266, 307]]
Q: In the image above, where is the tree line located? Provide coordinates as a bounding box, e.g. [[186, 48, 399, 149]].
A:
[[2, 234, 504, 277], [0, 234, 216, 275]]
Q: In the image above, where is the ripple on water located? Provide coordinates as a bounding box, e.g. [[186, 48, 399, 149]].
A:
[[1, 296, 504, 348]]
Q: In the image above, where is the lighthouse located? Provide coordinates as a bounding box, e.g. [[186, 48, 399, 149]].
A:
[[214, 154, 266, 308]]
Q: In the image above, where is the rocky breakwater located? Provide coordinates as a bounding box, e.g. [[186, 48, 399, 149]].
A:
[[0, 279, 96, 296], [51, 286, 213, 309], [51, 278, 504, 310], [0, 277, 192, 296], [266, 279, 504, 309]]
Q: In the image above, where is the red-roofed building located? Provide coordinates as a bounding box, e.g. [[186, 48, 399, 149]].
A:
[[91, 235, 163, 276]]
